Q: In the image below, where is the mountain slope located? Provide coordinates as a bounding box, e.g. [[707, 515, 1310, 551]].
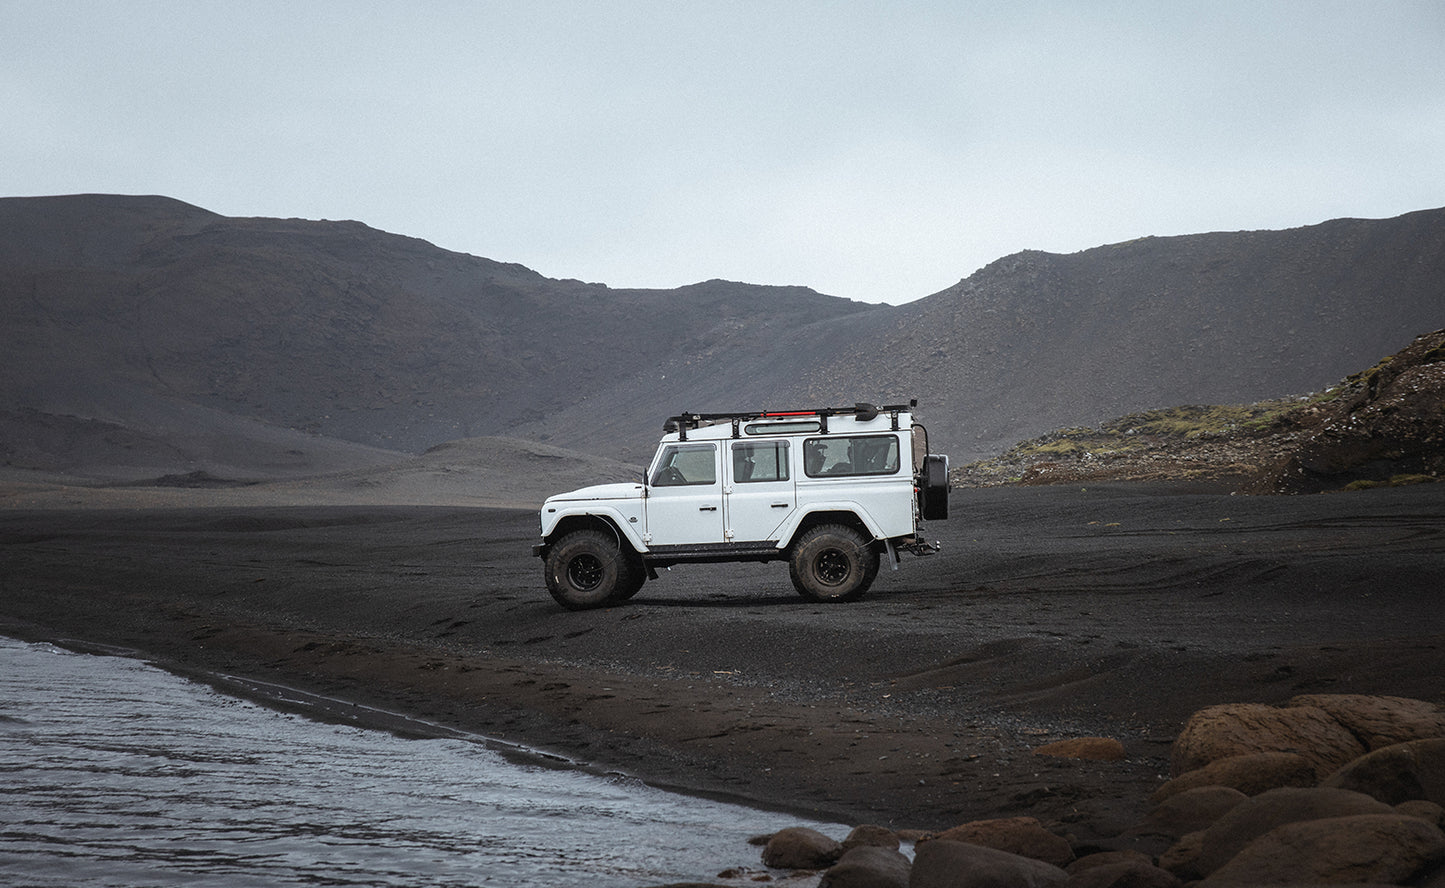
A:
[[2, 194, 1442, 478], [1, 194, 875, 464], [794, 210, 1445, 458]]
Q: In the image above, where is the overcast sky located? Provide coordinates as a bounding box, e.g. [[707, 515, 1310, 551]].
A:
[[4, 2, 1444, 304]]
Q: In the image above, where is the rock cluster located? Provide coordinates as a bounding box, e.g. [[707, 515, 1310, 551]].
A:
[[1249, 328, 1445, 493], [658, 694, 1445, 888]]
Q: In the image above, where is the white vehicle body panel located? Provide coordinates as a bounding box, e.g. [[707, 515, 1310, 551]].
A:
[[541, 407, 926, 555]]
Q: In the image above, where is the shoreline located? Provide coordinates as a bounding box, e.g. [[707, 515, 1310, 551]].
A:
[[2, 619, 858, 827], [3, 486, 1442, 842], [4, 624, 688, 792]]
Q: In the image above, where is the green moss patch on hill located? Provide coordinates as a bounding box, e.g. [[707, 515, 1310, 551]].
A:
[[954, 398, 1330, 489], [957, 328, 1445, 494]]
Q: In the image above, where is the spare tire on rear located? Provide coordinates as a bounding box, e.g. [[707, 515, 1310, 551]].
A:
[[918, 453, 949, 520]]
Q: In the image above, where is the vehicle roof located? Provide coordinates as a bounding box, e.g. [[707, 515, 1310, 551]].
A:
[[659, 409, 914, 444]]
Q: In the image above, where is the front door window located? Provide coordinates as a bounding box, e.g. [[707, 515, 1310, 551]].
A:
[[645, 443, 723, 545]]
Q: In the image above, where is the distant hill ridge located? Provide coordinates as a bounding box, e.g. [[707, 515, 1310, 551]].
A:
[[1, 193, 1442, 480]]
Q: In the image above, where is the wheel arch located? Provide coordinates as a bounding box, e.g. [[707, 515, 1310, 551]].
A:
[[783, 508, 878, 551], [544, 513, 643, 557]]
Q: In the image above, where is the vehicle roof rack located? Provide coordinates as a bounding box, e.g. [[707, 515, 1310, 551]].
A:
[[664, 399, 918, 439]]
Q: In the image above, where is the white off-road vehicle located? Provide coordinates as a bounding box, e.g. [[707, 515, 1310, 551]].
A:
[[533, 401, 948, 609]]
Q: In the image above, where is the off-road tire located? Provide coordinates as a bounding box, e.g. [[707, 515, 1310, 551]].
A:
[[788, 524, 880, 603], [543, 530, 639, 610], [608, 559, 646, 603]]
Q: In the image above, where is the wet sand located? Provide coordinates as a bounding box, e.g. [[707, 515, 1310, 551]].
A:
[[2, 483, 1442, 843]]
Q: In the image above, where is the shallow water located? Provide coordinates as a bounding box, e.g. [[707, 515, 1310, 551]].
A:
[[0, 636, 836, 886]]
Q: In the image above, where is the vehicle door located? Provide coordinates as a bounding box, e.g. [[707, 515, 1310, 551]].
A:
[[643, 442, 724, 546], [723, 439, 795, 542]]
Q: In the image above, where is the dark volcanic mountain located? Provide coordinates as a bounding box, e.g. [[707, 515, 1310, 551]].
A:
[[0, 194, 872, 472], [2, 194, 1443, 478]]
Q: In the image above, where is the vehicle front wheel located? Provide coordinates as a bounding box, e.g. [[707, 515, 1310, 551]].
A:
[[788, 524, 880, 603], [543, 530, 639, 610], [608, 559, 646, 603]]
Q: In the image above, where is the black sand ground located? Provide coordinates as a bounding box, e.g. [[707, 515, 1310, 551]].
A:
[[2, 483, 1442, 844]]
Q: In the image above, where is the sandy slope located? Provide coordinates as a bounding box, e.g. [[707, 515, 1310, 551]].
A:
[[0, 435, 640, 510]]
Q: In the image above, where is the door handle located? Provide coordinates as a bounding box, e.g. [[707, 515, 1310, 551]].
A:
[[771, 503, 791, 508], [699, 506, 718, 512]]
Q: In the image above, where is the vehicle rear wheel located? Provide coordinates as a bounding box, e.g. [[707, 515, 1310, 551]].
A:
[[543, 530, 638, 610], [788, 524, 879, 602]]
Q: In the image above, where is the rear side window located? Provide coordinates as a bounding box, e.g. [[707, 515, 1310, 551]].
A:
[[732, 441, 789, 483], [651, 443, 717, 486], [802, 435, 900, 477]]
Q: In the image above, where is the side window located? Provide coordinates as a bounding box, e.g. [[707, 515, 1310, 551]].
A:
[[803, 435, 900, 477], [650, 443, 717, 486], [732, 441, 789, 483]]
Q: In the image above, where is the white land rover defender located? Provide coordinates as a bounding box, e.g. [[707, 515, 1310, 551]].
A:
[[533, 401, 949, 609]]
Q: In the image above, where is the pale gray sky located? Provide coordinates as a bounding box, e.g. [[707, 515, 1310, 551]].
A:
[[4, 1, 1444, 303]]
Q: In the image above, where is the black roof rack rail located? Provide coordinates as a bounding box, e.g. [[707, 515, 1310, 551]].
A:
[[663, 400, 918, 439]]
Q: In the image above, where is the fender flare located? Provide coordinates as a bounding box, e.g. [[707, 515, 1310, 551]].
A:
[[542, 506, 648, 553], [773, 502, 885, 550]]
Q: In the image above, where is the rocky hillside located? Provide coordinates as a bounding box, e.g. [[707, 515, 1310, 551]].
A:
[[957, 329, 1445, 494], [2, 194, 1443, 478]]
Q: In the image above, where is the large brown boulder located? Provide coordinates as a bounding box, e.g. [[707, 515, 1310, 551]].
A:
[[1065, 851, 1156, 876], [1399, 799, 1445, 828], [1199, 813, 1445, 885], [931, 816, 1074, 868], [1135, 786, 1248, 839], [1323, 737, 1445, 806], [1289, 694, 1445, 750], [910, 839, 1068, 888], [818, 845, 910, 888], [1157, 831, 1206, 882], [1065, 860, 1181, 888], [1170, 703, 1365, 778], [1194, 786, 1394, 875], [1150, 751, 1316, 802], [842, 824, 902, 852], [761, 826, 842, 869]]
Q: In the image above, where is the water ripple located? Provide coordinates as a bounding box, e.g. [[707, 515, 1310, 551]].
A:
[[0, 636, 834, 886]]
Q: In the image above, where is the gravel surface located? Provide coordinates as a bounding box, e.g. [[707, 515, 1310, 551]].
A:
[[2, 482, 1442, 840]]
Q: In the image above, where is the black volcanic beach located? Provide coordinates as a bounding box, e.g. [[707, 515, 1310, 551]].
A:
[[3, 482, 1442, 839]]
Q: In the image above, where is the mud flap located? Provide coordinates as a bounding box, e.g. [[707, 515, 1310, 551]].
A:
[[884, 538, 901, 571]]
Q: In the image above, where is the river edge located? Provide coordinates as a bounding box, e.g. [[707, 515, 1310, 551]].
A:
[[0, 633, 858, 888], [4, 489, 1442, 849], [1, 621, 855, 826], [0, 579, 1168, 847]]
